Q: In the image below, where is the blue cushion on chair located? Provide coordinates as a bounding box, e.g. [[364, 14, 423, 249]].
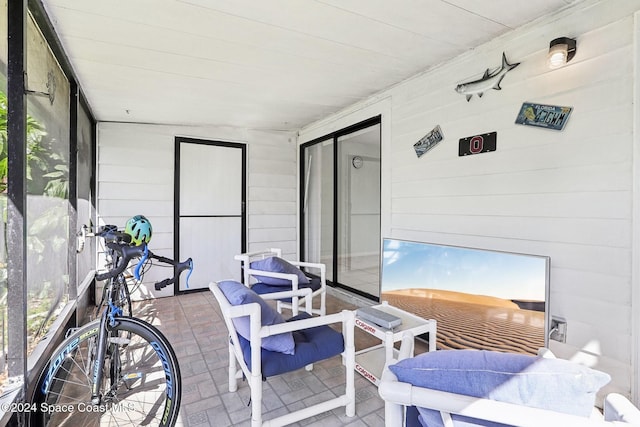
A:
[[389, 350, 610, 427], [249, 256, 310, 287], [251, 277, 321, 302], [218, 280, 295, 355], [237, 312, 345, 377]]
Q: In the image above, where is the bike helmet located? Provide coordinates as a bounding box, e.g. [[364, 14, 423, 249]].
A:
[[124, 215, 152, 245]]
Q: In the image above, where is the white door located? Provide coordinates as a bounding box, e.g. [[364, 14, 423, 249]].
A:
[[175, 138, 245, 292]]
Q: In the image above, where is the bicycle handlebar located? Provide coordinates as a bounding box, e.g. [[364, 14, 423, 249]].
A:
[[95, 235, 193, 289], [154, 258, 193, 290], [90, 226, 132, 245], [95, 243, 146, 281], [132, 244, 193, 289]]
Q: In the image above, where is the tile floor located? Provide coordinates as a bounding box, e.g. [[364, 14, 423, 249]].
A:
[[133, 287, 428, 427]]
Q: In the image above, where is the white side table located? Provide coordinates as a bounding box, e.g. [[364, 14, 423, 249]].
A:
[[354, 301, 437, 386]]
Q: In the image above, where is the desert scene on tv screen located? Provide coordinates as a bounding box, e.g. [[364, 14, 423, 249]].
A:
[[381, 239, 548, 355]]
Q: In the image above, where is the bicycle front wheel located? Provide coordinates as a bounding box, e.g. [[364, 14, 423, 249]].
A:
[[32, 317, 181, 426]]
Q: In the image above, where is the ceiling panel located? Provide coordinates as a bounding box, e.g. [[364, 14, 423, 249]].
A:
[[314, 0, 511, 46], [41, 0, 582, 130], [446, 0, 574, 28]]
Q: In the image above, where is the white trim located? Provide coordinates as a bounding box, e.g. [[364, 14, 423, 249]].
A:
[[632, 10, 640, 406]]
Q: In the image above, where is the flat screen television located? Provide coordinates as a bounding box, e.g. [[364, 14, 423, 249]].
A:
[[381, 238, 550, 354]]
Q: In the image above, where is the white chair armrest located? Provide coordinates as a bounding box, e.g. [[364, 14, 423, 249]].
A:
[[261, 310, 353, 337], [258, 287, 311, 301], [260, 287, 312, 313], [604, 393, 640, 424], [379, 366, 411, 402], [209, 282, 311, 320]]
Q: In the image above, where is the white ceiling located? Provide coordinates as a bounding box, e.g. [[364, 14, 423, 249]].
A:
[[41, 0, 581, 132]]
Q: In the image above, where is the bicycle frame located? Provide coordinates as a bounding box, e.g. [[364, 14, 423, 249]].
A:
[[88, 229, 192, 404], [90, 266, 126, 402], [96, 247, 128, 310]]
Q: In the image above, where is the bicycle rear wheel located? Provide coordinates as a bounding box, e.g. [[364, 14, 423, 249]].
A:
[[32, 317, 181, 426]]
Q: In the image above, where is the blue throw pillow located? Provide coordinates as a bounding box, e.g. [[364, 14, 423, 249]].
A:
[[218, 280, 295, 355], [389, 350, 610, 427], [249, 256, 310, 287]]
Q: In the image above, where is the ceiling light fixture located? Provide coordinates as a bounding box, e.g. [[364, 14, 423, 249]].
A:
[[548, 37, 576, 69]]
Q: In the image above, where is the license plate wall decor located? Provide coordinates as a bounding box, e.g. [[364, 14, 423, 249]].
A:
[[459, 132, 497, 156], [414, 125, 444, 158], [515, 102, 572, 130]]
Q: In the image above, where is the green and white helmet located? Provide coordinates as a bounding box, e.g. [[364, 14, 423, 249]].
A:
[[124, 215, 152, 245]]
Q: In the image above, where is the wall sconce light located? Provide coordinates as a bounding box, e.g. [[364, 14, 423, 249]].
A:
[[547, 37, 576, 69]]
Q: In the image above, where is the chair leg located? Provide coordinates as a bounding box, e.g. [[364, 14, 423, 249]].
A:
[[320, 290, 326, 316], [346, 363, 355, 417], [250, 372, 263, 427], [229, 343, 238, 392], [344, 311, 356, 417], [385, 401, 404, 426]]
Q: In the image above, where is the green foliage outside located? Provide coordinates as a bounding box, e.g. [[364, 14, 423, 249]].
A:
[[0, 90, 70, 384]]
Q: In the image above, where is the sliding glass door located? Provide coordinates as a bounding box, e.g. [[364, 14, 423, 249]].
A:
[[301, 117, 381, 299], [303, 137, 334, 280], [336, 125, 381, 297]]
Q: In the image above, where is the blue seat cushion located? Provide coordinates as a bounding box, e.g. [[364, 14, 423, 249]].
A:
[[389, 349, 611, 427], [238, 312, 344, 377], [251, 277, 321, 302], [249, 256, 310, 287]]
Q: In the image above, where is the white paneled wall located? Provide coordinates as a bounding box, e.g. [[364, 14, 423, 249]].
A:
[[246, 131, 299, 256], [299, 0, 640, 400], [97, 122, 297, 297]]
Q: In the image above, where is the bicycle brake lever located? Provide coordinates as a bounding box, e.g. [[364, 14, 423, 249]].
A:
[[185, 258, 193, 289], [134, 245, 149, 280]]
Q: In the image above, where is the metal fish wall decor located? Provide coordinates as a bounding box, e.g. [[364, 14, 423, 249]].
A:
[[455, 52, 520, 101]]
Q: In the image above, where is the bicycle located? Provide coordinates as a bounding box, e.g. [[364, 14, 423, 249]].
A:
[[94, 225, 133, 318], [30, 223, 193, 427], [93, 225, 191, 318]]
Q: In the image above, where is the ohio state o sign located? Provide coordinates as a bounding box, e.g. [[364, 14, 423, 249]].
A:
[[459, 132, 496, 156]]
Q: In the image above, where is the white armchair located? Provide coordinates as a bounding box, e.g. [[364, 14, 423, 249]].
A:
[[235, 248, 327, 316], [210, 280, 355, 427], [378, 335, 640, 427]]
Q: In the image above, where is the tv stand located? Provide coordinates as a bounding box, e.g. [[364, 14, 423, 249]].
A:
[[354, 301, 437, 386]]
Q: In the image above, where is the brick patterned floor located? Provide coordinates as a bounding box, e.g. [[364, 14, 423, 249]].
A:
[[133, 288, 414, 427]]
